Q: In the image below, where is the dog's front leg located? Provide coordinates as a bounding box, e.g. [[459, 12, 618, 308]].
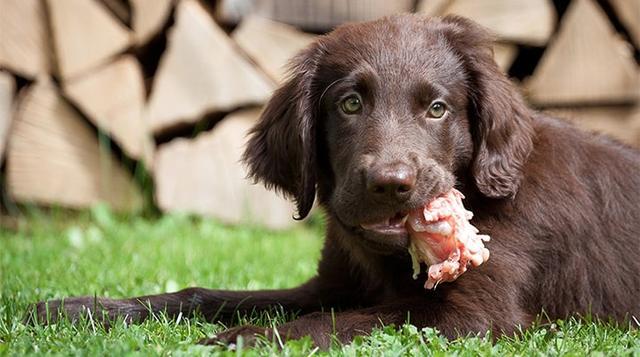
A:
[[201, 305, 406, 348], [204, 293, 531, 349], [29, 277, 332, 326]]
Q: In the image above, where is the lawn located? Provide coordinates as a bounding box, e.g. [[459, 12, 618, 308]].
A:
[[1, 207, 638, 355]]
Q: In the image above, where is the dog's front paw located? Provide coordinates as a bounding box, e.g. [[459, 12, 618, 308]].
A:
[[25, 297, 142, 326], [26, 298, 86, 325], [199, 325, 271, 347]]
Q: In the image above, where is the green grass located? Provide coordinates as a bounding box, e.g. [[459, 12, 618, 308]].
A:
[[1, 207, 638, 355]]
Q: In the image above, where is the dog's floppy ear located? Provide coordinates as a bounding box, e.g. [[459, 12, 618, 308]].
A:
[[242, 43, 323, 219], [442, 16, 534, 198]]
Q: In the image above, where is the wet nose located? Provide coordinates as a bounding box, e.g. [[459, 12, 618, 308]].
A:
[[366, 162, 417, 200]]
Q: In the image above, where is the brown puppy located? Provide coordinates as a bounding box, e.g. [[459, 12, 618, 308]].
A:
[[33, 15, 640, 348]]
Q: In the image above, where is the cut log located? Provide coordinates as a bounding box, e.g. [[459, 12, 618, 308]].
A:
[[218, 0, 413, 30], [0, 71, 16, 160], [6, 78, 142, 211], [610, 0, 640, 46], [216, 0, 256, 24], [439, 0, 556, 46], [64, 56, 154, 163], [417, 0, 453, 17], [146, 0, 273, 135], [154, 108, 297, 229], [131, 0, 174, 45], [47, 0, 133, 80], [232, 15, 315, 83], [99, 0, 132, 26], [546, 106, 640, 147], [493, 43, 517, 73], [525, 0, 639, 106], [0, 0, 50, 78]]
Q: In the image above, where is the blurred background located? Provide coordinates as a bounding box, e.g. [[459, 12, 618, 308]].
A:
[[0, 0, 638, 229]]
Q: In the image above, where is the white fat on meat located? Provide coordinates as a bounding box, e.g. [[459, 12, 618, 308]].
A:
[[407, 188, 490, 289]]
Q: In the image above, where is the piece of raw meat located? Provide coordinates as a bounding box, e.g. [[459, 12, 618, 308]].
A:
[[406, 189, 490, 289]]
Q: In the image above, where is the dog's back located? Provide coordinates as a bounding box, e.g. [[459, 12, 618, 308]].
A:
[[509, 115, 640, 322]]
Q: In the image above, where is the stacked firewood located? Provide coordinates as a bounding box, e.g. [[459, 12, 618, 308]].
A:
[[0, 0, 638, 228]]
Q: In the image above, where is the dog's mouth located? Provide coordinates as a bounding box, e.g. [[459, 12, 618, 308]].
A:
[[335, 211, 412, 254], [332, 178, 453, 254], [359, 211, 409, 235]]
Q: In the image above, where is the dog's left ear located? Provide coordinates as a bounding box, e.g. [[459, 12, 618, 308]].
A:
[[242, 43, 323, 219], [442, 16, 534, 199]]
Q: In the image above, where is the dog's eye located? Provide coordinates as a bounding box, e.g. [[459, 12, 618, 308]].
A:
[[340, 95, 362, 115], [428, 102, 447, 119]]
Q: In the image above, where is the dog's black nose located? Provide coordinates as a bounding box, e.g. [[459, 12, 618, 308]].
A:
[[366, 162, 416, 200]]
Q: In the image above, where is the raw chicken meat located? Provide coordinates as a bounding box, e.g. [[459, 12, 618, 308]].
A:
[[406, 189, 490, 289]]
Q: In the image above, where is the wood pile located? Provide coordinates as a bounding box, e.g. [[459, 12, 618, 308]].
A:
[[216, 0, 415, 31], [0, 0, 638, 228], [154, 108, 296, 229]]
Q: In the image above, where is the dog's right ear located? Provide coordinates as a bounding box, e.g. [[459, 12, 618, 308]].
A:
[[242, 43, 323, 220]]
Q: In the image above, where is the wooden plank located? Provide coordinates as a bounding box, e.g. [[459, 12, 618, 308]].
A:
[[525, 0, 639, 106], [64, 56, 154, 163], [610, 0, 640, 46], [232, 15, 315, 83], [493, 43, 517, 73], [439, 0, 556, 46], [546, 105, 640, 147], [146, 0, 273, 135], [0, 0, 51, 78], [0, 71, 16, 160], [154, 108, 298, 229], [47, 0, 133, 80], [6, 78, 142, 211], [131, 0, 174, 45]]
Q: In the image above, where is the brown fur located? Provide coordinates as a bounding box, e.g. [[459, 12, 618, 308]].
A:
[[32, 15, 640, 348]]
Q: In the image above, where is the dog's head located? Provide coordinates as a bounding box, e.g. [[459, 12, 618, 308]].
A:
[[243, 15, 533, 253]]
